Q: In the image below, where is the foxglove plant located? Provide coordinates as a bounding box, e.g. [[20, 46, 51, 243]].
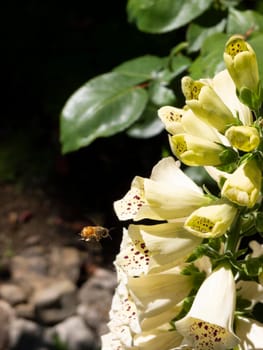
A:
[[101, 35, 263, 350]]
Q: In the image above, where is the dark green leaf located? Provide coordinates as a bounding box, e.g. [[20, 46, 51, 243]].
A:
[[227, 8, 263, 35], [161, 55, 191, 82], [148, 81, 176, 106], [60, 72, 148, 153], [189, 32, 228, 79], [187, 19, 226, 53], [113, 55, 165, 82], [126, 103, 164, 138], [127, 0, 213, 34]]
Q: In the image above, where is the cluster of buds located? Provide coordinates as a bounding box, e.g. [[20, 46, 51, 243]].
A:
[[101, 35, 263, 350]]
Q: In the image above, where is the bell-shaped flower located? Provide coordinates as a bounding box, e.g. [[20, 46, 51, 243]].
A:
[[181, 76, 236, 133], [128, 223, 202, 272], [235, 317, 263, 350], [221, 158, 261, 208], [101, 332, 127, 350], [224, 35, 260, 107], [158, 106, 185, 135], [133, 326, 183, 350], [114, 228, 151, 280], [184, 202, 237, 238], [225, 125, 260, 152], [128, 265, 193, 318], [174, 266, 240, 350], [211, 69, 253, 126], [169, 134, 235, 166], [114, 157, 212, 221]]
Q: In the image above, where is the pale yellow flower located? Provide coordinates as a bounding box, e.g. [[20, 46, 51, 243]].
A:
[[184, 202, 237, 238], [221, 159, 261, 208], [169, 134, 228, 166], [225, 125, 260, 152], [114, 157, 212, 221], [224, 35, 260, 97], [181, 76, 236, 133]]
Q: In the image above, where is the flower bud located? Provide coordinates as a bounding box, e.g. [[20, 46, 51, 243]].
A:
[[224, 35, 260, 108], [169, 134, 230, 166], [184, 203, 237, 238], [181, 76, 236, 133], [221, 159, 261, 208], [225, 125, 260, 152]]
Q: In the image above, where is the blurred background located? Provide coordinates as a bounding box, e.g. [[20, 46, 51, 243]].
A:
[[1, 1, 263, 349]]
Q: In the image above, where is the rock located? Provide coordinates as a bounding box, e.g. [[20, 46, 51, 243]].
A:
[[0, 300, 14, 350], [45, 315, 96, 350], [14, 302, 35, 320], [33, 279, 77, 325], [9, 318, 44, 350], [77, 268, 116, 330], [0, 283, 27, 306], [49, 247, 81, 283]]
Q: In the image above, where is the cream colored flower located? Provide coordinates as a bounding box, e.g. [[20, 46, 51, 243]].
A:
[[235, 317, 263, 350], [211, 69, 253, 126], [225, 125, 260, 152], [175, 266, 240, 350], [128, 223, 202, 272], [114, 157, 212, 221], [169, 133, 229, 166], [133, 326, 183, 350], [184, 202, 237, 238], [181, 76, 236, 133], [224, 35, 260, 97], [221, 159, 261, 208], [128, 265, 193, 318]]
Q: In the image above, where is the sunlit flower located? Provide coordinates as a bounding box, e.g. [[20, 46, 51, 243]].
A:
[[175, 266, 240, 350], [181, 76, 236, 133], [169, 133, 234, 166], [114, 157, 212, 221], [184, 202, 237, 238], [221, 159, 261, 208], [225, 125, 260, 152], [133, 326, 183, 350], [211, 69, 253, 126], [158, 106, 223, 143], [128, 223, 202, 272], [235, 317, 263, 350], [158, 106, 185, 134], [128, 265, 193, 318], [224, 35, 260, 100]]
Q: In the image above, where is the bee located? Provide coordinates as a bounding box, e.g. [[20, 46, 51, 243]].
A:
[[80, 225, 111, 242]]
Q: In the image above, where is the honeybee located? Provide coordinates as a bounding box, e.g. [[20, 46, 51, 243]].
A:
[[80, 225, 111, 242]]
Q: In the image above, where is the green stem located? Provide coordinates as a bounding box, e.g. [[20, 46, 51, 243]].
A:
[[224, 208, 242, 253]]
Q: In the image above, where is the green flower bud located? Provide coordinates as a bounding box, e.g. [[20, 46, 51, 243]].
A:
[[225, 125, 260, 152], [181, 76, 236, 133]]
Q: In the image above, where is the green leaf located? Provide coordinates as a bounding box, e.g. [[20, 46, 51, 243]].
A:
[[148, 81, 176, 106], [126, 0, 213, 34], [227, 8, 263, 35], [249, 33, 263, 83], [113, 55, 165, 81], [189, 32, 228, 79], [126, 103, 164, 138], [60, 72, 148, 153], [161, 54, 191, 82], [187, 19, 226, 53]]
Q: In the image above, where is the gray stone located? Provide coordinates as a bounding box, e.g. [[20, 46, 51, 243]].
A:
[[45, 316, 96, 350], [0, 283, 27, 306]]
